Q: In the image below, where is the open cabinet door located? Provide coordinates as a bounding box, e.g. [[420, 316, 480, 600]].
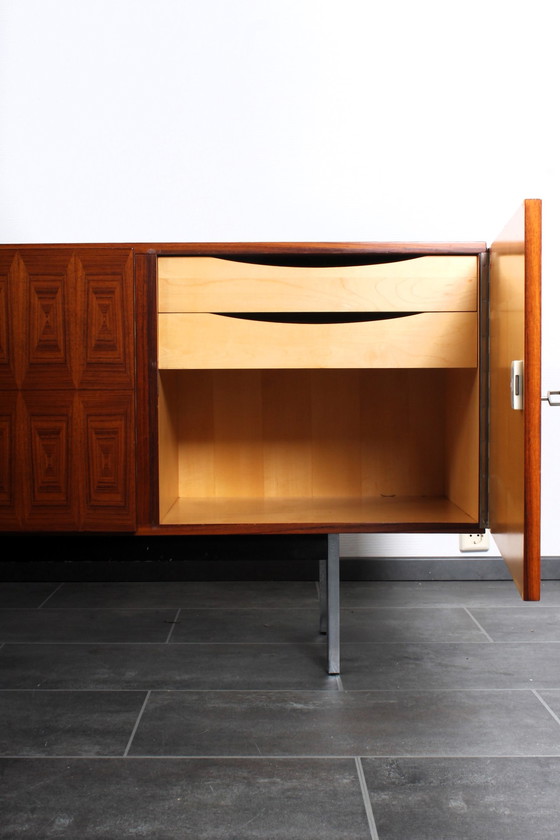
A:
[[489, 199, 542, 599]]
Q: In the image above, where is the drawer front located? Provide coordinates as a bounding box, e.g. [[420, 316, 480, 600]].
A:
[[158, 312, 478, 369], [158, 256, 478, 313]]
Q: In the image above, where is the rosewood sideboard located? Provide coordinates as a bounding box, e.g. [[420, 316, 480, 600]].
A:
[[0, 200, 542, 672]]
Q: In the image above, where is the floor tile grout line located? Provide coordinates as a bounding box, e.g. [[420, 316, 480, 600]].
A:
[[11, 753, 560, 760], [532, 689, 560, 728], [6, 688, 560, 694], [0, 641, 328, 647], [12, 604, 560, 611], [123, 690, 152, 757], [165, 609, 182, 644], [7, 607, 322, 613], [0, 688, 153, 693], [339, 604, 560, 610], [355, 757, 380, 840], [8, 640, 560, 646], [36, 583, 65, 610], [463, 607, 495, 642]]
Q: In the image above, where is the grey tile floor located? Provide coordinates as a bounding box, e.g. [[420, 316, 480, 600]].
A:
[[2, 578, 560, 838]]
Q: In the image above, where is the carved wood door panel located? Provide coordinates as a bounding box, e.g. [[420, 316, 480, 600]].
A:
[[0, 248, 136, 532]]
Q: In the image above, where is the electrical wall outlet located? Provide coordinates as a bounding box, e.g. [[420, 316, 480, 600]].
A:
[[459, 531, 490, 552]]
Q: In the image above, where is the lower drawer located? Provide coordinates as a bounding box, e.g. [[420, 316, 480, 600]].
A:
[[158, 311, 478, 369]]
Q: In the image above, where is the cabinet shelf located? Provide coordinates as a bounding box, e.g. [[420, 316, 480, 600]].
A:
[[160, 495, 478, 528]]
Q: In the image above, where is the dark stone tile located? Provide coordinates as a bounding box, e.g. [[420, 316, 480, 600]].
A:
[[0, 643, 336, 690], [168, 605, 483, 646], [340, 642, 560, 690], [0, 691, 145, 756], [341, 580, 560, 608], [0, 757, 371, 839], [340, 607, 488, 644], [0, 609, 178, 643], [470, 607, 560, 641], [170, 608, 321, 644], [45, 581, 318, 610], [130, 689, 560, 757], [0, 583, 61, 609], [362, 757, 560, 840], [170, 606, 487, 645]]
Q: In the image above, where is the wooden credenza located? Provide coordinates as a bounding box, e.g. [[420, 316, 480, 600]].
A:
[[0, 200, 542, 603]]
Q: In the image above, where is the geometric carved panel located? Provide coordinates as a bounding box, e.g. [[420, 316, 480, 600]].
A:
[[86, 414, 127, 506], [16, 248, 133, 390], [19, 390, 135, 531], [86, 278, 126, 366], [80, 392, 135, 530], [0, 391, 19, 528], [0, 278, 9, 365], [19, 251, 75, 389], [75, 251, 134, 388], [29, 279, 68, 365], [30, 414, 70, 504], [0, 252, 18, 389], [0, 404, 15, 506], [0, 245, 136, 533], [22, 391, 78, 529]]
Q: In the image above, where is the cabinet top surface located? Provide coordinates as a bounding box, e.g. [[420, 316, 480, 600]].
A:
[[0, 241, 487, 256]]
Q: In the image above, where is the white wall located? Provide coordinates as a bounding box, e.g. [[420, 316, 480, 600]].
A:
[[1, 0, 558, 555]]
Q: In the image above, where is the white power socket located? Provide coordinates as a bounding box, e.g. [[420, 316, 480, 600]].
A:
[[459, 531, 490, 552]]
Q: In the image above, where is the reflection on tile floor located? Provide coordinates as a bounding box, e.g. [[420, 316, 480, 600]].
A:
[[2, 578, 560, 838]]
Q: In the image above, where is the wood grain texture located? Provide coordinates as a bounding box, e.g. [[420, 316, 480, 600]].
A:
[[157, 370, 480, 528], [444, 368, 480, 521], [1, 241, 488, 256], [20, 390, 78, 530], [0, 252, 20, 389], [134, 253, 158, 529], [0, 390, 18, 527], [158, 312, 478, 370], [489, 199, 541, 600], [77, 391, 136, 530], [0, 249, 134, 390], [0, 247, 137, 532], [159, 496, 479, 528], [11, 390, 136, 532], [73, 250, 135, 389], [15, 250, 75, 390], [158, 255, 478, 313]]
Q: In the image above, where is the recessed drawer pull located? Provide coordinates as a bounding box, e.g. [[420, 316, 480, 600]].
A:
[[216, 312, 420, 325]]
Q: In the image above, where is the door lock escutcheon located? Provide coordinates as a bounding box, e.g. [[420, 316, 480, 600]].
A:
[[511, 360, 524, 410]]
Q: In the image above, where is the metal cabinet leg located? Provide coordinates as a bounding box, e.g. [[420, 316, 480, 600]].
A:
[[319, 558, 327, 635], [327, 534, 340, 675]]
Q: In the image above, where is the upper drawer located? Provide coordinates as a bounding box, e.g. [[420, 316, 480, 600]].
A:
[[157, 255, 478, 313]]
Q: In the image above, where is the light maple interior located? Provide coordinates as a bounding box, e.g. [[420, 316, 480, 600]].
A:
[[157, 367, 480, 527]]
